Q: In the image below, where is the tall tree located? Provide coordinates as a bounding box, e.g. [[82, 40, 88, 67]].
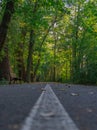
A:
[[0, 0, 15, 52], [26, 0, 38, 82]]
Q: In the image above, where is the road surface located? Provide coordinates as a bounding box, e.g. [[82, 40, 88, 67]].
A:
[[0, 83, 97, 130]]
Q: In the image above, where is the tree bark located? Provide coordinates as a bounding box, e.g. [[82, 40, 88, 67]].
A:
[[53, 31, 57, 82], [0, 45, 10, 81], [16, 29, 26, 81], [26, 30, 34, 82], [0, 0, 14, 52], [16, 43, 26, 81], [71, 3, 80, 82], [26, 0, 38, 82]]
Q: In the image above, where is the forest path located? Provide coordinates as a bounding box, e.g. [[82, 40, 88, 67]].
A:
[[0, 83, 97, 130]]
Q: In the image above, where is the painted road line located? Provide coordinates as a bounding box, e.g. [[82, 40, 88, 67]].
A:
[[20, 84, 79, 130]]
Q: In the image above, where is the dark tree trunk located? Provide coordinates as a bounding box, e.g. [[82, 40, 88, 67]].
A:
[[16, 29, 26, 81], [71, 4, 80, 82], [26, 30, 34, 82], [26, 1, 38, 82], [53, 31, 57, 82], [16, 43, 26, 81], [0, 45, 10, 81], [0, 0, 14, 52]]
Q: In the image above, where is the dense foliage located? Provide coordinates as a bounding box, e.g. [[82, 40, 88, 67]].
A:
[[0, 0, 97, 84]]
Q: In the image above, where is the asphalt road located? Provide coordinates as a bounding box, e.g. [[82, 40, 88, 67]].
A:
[[0, 83, 97, 130], [0, 83, 46, 130], [51, 83, 97, 130]]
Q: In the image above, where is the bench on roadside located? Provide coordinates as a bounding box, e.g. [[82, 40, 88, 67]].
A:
[[9, 77, 22, 84], [8, 67, 22, 84]]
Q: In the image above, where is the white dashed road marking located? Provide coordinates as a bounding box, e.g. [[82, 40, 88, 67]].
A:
[[20, 84, 79, 130]]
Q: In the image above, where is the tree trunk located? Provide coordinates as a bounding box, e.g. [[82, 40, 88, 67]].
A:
[[0, 45, 10, 81], [16, 29, 26, 81], [16, 43, 26, 81], [26, 0, 38, 82], [71, 4, 80, 82], [0, 0, 14, 52], [53, 32, 57, 82], [26, 30, 34, 82]]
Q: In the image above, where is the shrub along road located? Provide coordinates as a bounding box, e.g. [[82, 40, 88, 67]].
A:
[[0, 83, 97, 130]]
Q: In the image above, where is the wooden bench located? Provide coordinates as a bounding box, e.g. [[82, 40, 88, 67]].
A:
[[9, 77, 22, 84]]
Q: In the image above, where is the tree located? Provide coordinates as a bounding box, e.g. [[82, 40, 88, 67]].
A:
[[1, 0, 97, 84], [0, 45, 10, 81], [0, 0, 15, 52]]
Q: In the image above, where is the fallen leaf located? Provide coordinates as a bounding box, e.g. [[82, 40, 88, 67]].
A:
[[65, 84, 71, 88], [59, 88, 66, 91], [70, 93, 79, 96], [86, 108, 93, 113], [68, 85, 71, 88], [41, 88, 46, 91], [40, 112, 55, 118], [8, 124, 19, 129], [89, 92, 94, 95]]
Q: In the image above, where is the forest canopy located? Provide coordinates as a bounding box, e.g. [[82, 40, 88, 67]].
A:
[[0, 0, 97, 84]]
